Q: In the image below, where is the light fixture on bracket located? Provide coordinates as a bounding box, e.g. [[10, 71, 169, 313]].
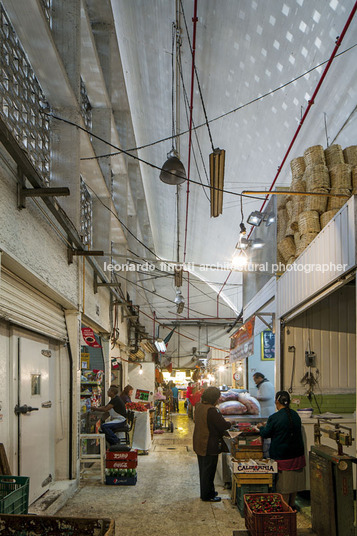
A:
[[247, 210, 264, 226], [239, 222, 247, 235], [247, 210, 276, 227], [138, 364, 143, 375], [264, 212, 276, 226], [174, 288, 185, 314], [251, 238, 265, 249]]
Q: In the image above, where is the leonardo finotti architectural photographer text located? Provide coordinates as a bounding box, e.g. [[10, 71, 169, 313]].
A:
[[104, 261, 348, 274]]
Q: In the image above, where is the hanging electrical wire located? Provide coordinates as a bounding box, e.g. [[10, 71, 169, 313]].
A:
[[79, 43, 357, 161], [179, 0, 215, 153], [177, 33, 210, 202], [45, 111, 264, 202]]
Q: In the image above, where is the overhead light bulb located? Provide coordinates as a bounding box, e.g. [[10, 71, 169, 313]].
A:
[[174, 289, 185, 314], [154, 339, 167, 353], [139, 364, 143, 375], [237, 363, 243, 372], [232, 250, 248, 268], [219, 366, 225, 372], [239, 222, 246, 235]]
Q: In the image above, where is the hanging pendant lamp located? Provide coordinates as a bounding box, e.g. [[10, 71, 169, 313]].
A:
[[160, 148, 186, 185]]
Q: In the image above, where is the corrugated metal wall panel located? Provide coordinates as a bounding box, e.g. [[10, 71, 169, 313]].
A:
[[277, 197, 356, 318], [283, 285, 355, 393], [244, 277, 276, 335], [0, 268, 67, 340]]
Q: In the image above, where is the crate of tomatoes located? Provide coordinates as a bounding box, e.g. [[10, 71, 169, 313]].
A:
[[126, 402, 149, 412], [244, 493, 297, 536]]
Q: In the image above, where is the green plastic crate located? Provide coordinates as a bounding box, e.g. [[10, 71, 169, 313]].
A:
[[0, 476, 29, 514]]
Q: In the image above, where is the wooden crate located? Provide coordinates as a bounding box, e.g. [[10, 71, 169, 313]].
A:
[[231, 445, 264, 460], [0, 514, 114, 535], [235, 473, 274, 486]]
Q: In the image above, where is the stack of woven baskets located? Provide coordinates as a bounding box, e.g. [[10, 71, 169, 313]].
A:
[[277, 144, 357, 266]]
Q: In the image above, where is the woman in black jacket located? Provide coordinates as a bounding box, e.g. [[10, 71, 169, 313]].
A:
[[257, 390, 306, 509], [193, 386, 230, 502]]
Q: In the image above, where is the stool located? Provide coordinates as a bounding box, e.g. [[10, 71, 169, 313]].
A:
[[80, 433, 106, 484]]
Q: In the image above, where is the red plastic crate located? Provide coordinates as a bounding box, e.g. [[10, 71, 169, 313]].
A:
[[106, 460, 137, 469], [244, 493, 297, 536], [106, 449, 138, 461]]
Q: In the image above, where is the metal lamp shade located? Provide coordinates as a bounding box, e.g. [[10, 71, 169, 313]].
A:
[[160, 156, 187, 185]]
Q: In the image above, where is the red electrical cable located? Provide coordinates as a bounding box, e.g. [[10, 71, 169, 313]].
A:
[[216, 1, 357, 315], [183, 0, 198, 264]]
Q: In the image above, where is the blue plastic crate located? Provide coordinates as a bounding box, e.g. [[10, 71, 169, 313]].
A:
[[105, 475, 137, 486], [0, 476, 29, 514]]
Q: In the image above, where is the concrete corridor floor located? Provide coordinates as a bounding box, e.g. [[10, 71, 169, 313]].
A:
[[58, 413, 313, 536]]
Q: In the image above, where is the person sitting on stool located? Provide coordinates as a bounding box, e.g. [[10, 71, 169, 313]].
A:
[[91, 385, 127, 445]]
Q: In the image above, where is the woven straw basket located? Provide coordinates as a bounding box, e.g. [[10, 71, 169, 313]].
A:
[[290, 157, 306, 179], [298, 211, 320, 235], [277, 251, 285, 266], [304, 165, 330, 191], [285, 219, 295, 237], [304, 145, 326, 167], [320, 209, 339, 229], [351, 166, 357, 190], [286, 200, 293, 218], [329, 163, 352, 189], [290, 177, 306, 192], [286, 256, 296, 266], [294, 231, 301, 249], [324, 144, 344, 168], [296, 233, 318, 257], [290, 198, 305, 230], [278, 236, 296, 262], [277, 208, 288, 242], [305, 190, 328, 214], [327, 189, 350, 211], [343, 146, 357, 166], [277, 194, 288, 210]]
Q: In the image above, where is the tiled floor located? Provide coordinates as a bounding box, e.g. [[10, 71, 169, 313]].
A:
[[58, 413, 313, 536]]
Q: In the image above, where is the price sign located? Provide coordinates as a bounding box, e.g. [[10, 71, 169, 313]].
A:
[[135, 389, 150, 401]]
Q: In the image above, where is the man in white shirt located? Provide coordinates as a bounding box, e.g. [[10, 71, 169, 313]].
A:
[[253, 372, 275, 417]]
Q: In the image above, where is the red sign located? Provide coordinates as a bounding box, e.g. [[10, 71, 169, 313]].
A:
[[229, 316, 255, 363], [81, 327, 101, 348]]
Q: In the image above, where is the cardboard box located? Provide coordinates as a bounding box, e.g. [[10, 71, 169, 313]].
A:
[[232, 459, 278, 474]]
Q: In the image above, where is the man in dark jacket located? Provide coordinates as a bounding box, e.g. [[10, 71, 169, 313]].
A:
[[193, 386, 230, 502]]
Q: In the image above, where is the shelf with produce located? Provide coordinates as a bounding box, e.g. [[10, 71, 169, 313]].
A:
[[81, 381, 101, 385]]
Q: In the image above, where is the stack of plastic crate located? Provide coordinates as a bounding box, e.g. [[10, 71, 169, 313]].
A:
[[105, 449, 137, 485]]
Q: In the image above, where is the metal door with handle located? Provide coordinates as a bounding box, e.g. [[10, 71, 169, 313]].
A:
[[17, 337, 55, 504]]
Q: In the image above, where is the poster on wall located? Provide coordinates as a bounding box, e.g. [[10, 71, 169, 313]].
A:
[[261, 330, 275, 360], [229, 316, 255, 363], [81, 327, 102, 348]]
